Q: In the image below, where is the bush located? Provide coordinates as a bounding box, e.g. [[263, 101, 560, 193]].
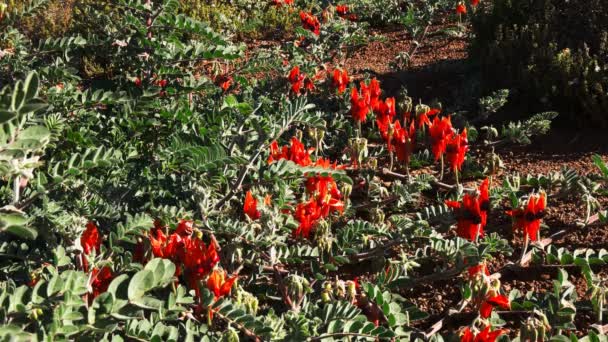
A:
[[471, 0, 608, 127], [179, 0, 298, 38]]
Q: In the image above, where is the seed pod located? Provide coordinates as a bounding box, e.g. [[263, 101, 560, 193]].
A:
[[415, 104, 430, 117], [315, 219, 333, 254], [398, 94, 413, 114]]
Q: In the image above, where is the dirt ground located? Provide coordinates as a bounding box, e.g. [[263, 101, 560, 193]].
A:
[[343, 20, 608, 335]]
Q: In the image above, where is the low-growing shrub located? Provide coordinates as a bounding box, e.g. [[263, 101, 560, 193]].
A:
[[471, 0, 608, 127]]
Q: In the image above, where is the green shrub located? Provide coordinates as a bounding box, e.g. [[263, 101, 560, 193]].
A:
[[179, 0, 297, 38], [471, 0, 608, 127]]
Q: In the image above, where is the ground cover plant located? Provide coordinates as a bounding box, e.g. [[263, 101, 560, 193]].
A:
[[0, 0, 607, 341]]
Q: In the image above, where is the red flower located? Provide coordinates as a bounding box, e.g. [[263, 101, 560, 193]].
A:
[[300, 11, 321, 35], [461, 326, 505, 342], [479, 178, 490, 226], [288, 66, 305, 94], [336, 5, 348, 17], [149, 229, 183, 260], [89, 266, 113, 300], [471, 0, 480, 6], [206, 268, 238, 300], [176, 219, 193, 236], [446, 180, 488, 241], [445, 129, 468, 172], [331, 68, 349, 94], [134, 77, 142, 87], [267, 137, 313, 166], [156, 79, 168, 88], [467, 263, 490, 278], [350, 86, 370, 123], [506, 192, 546, 241], [480, 293, 510, 318], [81, 222, 101, 255], [446, 192, 484, 241], [428, 116, 453, 160], [456, 3, 467, 14], [215, 75, 233, 92], [244, 190, 261, 220], [418, 108, 440, 128], [182, 237, 220, 296], [293, 198, 322, 239], [368, 78, 382, 111], [375, 97, 396, 123], [304, 78, 315, 92], [288, 66, 314, 95], [393, 120, 416, 165]]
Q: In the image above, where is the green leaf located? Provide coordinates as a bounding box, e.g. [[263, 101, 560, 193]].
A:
[[3, 225, 37, 240], [18, 100, 47, 115], [592, 154, 608, 178], [128, 269, 155, 301], [145, 258, 176, 287], [0, 213, 36, 239], [0, 110, 16, 124], [23, 72, 40, 101]]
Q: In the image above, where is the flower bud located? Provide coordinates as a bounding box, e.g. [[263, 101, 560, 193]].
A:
[[315, 219, 333, 254], [370, 208, 385, 224], [286, 274, 310, 303], [369, 158, 378, 170], [236, 288, 259, 316], [341, 183, 352, 200], [346, 280, 357, 300], [321, 290, 331, 303], [335, 280, 346, 298]]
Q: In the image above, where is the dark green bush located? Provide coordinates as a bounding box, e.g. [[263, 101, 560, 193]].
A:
[[471, 0, 608, 127]]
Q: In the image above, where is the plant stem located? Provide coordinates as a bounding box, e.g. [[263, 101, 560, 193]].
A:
[[13, 176, 20, 204], [520, 234, 529, 265], [440, 155, 444, 181], [455, 168, 459, 187]]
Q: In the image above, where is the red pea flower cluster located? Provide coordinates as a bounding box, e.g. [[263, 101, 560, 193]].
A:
[[288, 66, 316, 95], [300, 11, 321, 35], [331, 67, 349, 94], [429, 115, 468, 172], [137, 220, 224, 297], [350, 78, 382, 123], [445, 178, 490, 241], [245, 137, 345, 239], [79, 222, 113, 302], [456, 3, 467, 14], [506, 191, 546, 241], [460, 326, 505, 342], [335, 4, 357, 21]]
